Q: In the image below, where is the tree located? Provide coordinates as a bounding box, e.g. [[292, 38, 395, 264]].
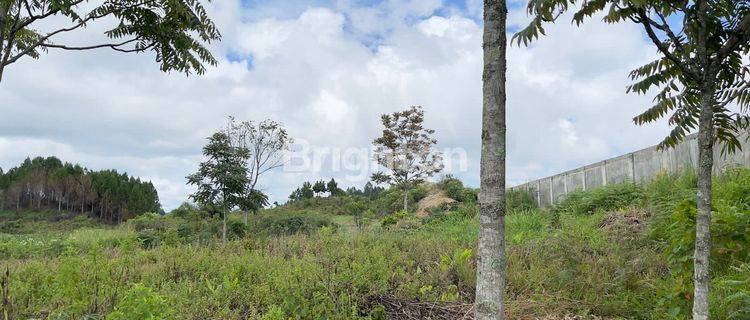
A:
[[345, 186, 363, 197], [0, 156, 160, 221], [515, 1, 750, 318], [225, 117, 292, 225], [475, 1, 507, 319], [238, 188, 269, 216], [289, 181, 314, 203], [0, 0, 221, 83], [186, 132, 248, 242], [326, 178, 344, 196], [362, 181, 384, 200], [371, 106, 443, 213], [312, 180, 327, 197]]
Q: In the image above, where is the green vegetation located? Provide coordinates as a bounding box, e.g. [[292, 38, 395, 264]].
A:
[[1, 169, 749, 319], [0, 157, 161, 223]]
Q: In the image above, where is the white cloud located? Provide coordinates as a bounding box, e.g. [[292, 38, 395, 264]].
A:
[[0, 1, 672, 209]]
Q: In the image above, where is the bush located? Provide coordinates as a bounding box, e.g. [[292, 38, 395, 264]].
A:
[[381, 211, 408, 228], [554, 182, 644, 215], [228, 220, 247, 239], [106, 284, 172, 320], [169, 202, 202, 218], [136, 229, 160, 249], [128, 212, 168, 232], [460, 188, 478, 203], [0, 220, 21, 233], [438, 176, 465, 201], [506, 189, 537, 212], [408, 187, 428, 204], [259, 213, 336, 236]]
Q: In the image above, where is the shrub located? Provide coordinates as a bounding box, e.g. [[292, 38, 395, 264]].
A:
[[714, 168, 750, 210], [381, 211, 408, 228], [554, 182, 644, 215], [408, 187, 428, 204], [128, 213, 167, 232], [106, 284, 172, 320], [506, 188, 537, 212], [228, 220, 247, 239], [168, 202, 203, 218], [259, 213, 336, 236], [438, 176, 465, 201], [460, 188, 478, 203], [713, 263, 750, 319], [455, 202, 477, 219], [0, 220, 21, 233], [136, 229, 160, 249]]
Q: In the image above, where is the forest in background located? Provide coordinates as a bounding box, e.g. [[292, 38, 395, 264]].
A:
[[0, 157, 161, 222]]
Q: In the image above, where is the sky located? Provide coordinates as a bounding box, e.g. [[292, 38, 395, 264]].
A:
[[0, 0, 672, 210]]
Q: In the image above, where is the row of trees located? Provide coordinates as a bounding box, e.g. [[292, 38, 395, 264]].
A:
[[0, 157, 161, 222], [345, 182, 385, 201], [287, 178, 346, 202]]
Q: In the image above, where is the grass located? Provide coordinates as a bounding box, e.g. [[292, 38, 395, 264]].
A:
[[1, 169, 750, 319]]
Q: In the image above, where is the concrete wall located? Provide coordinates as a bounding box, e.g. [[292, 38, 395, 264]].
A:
[[511, 133, 750, 207]]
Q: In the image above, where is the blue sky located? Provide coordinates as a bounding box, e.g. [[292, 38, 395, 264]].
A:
[[0, 0, 671, 210]]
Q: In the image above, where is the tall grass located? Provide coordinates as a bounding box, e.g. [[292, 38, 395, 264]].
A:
[[2, 169, 750, 319]]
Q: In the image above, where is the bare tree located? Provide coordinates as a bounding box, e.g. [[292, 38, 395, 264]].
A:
[[371, 106, 443, 213], [225, 116, 292, 225]]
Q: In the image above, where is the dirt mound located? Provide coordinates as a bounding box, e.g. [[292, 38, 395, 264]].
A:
[[599, 207, 649, 234], [416, 191, 456, 217]]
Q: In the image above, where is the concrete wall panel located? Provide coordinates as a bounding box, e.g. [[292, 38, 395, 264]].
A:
[[584, 165, 604, 190], [551, 174, 566, 202], [566, 170, 585, 192], [605, 156, 633, 184], [511, 134, 750, 207], [538, 178, 552, 207]]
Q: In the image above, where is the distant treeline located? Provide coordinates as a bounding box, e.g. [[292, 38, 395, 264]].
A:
[[0, 157, 161, 222]]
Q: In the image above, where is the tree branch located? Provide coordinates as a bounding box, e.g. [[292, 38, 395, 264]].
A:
[[13, 0, 85, 33], [714, 13, 750, 67], [41, 38, 153, 53], [654, 9, 687, 55], [3, 7, 114, 67], [636, 9, 697, 81]]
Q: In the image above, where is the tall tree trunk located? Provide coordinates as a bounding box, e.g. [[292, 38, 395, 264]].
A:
[[692, 89, 714, 320], [476, 1, 507, 319], [403, 188, 408, 213], [222, 210, 227, 242], [244, 211, 248, 226]]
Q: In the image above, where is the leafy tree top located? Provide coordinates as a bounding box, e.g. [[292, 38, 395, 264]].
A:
[[186, 132, 248, 210], [0, 0, 221, 82], [371, 105, 443, 189], [514, 0, 750, 152]]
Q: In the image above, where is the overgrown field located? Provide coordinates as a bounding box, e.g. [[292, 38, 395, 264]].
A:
[[1, 170, 749, 319]]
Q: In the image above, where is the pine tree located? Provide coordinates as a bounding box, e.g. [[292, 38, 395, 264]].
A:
[[326, 178, 344, 196], [312, 180, 327, 197]]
